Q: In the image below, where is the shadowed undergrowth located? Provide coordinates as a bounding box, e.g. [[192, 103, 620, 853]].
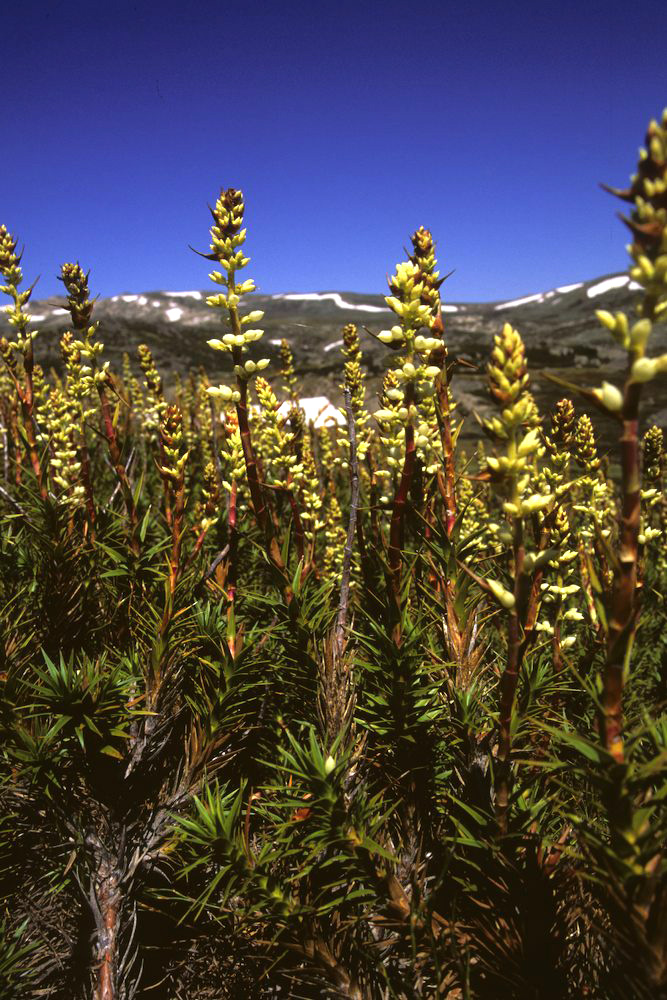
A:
[[1, 111, 667, 999]]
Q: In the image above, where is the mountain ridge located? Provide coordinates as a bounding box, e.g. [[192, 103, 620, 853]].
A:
[[2, 270, 665, 441]]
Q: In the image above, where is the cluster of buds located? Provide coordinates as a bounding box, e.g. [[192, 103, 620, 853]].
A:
[[643, 424, 664, 484], [121, 352, 142, 411], [194, 460, 221, 536], [478, 323, 560, 613], [483, 324, 543, 488], [595, 110, 667, 386], [59, 261, 95, 329], [42, 387, 85, 507], [190, 459, 221, 539], [547, 398, 575, 449], [567, 414, 615, 544], [280, 339, 299, 403], [337, 324, 370, 467], [639, 425, 664, 548], [414, 391, 444, 475], [375, 227, 443, 448], [204, 188, 270, 397], [542, 398, 576, 493], [220, 410, 245, 498], [0, 225, 22, 289], [194, 376, 216, 470], [572, 414, 600, 472], [158, 404, 189, 484], [409, 225, 444, 327], [323, 491, 347, 580], [137, 344, 167, 430], [58, 263, 109, 387], [0, 226, 36, 357], [374, 371, 409, 498], [59, 331, 98, 436], [253, 377, 301, 488], [535, 506, 585, 648], [374, 229, 445, 428], [296, 450, 325, 539]]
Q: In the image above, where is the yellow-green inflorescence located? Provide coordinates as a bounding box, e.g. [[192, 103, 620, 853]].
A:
[[0, 225, 37, 361], [58, 263, 110, 386], [594, 109, 667, 390], [374, 231, 444, 422], [203, 188, 269, 402], [373, 228, 446, 503]]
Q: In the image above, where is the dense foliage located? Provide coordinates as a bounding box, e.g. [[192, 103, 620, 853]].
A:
[[1, 111, 666, 999]]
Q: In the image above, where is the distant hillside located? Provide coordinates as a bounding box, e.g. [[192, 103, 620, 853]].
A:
[[2, 272, 665, 443]]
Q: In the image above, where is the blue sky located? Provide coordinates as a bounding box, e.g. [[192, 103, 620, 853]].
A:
[[4, 0, 666, 302]]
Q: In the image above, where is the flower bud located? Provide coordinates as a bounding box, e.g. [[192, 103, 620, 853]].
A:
[[631, 357, 657, 382], [243, 310, 265, 324], [517, 428, 541, 456], [521, 493, 552, 514], [207, 384, 233, 401], [487, 578, 516, 609], [630, 319, 652, 351], [595, 309, 616, 330], [594, 381, 623, 412]]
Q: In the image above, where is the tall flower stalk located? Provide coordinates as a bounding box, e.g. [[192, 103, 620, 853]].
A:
[[201, 188, 291, 597], [0, 226, 47, 498], [596, 110, 667, 762], [374, 230, 445, 640], [59, 263, 140, 556]]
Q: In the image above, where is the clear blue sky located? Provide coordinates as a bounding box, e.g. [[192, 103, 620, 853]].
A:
[[4, 0, 666, 302]]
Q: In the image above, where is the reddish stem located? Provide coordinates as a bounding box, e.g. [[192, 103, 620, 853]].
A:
[[387, 420, 416, 642], [602, 380, 642, 763]]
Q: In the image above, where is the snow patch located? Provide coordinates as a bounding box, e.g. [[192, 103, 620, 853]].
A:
[[151, 300, 161, 307], [494, 292, 545, 310], [137, 296, 148, 306], [442, 304, 459, 312], [51, 308, 69, 316], [30, 314, 46, 322], [269, 338, 283, 345], [274, 292, 390, 313], [164, 290, 203, 300], [555, 282, 583, 294], [165, 307, 183, 322], [324, 339, 344, 353], [277, 396, 345, 427], [587, 275, 629, 298]]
